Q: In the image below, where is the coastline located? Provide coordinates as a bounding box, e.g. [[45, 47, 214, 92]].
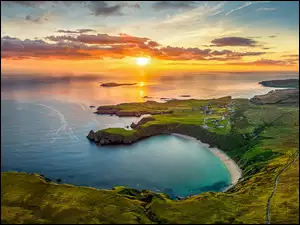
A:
[[171, 133, 242, 192]]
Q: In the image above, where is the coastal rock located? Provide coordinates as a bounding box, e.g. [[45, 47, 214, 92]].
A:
[[95, 106, 121, 115], [130, 122, 137, 129], [94, 134, 100, 143], [87, 130, 96, 140]]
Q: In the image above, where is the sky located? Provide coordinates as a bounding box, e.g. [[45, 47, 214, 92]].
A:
[[1, 1, 299, 76]]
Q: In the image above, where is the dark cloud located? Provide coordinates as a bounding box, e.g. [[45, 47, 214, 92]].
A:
[[57, 29, 96, 34], [1, 34, 268, 61], [268, 35, 277, 38], [3, 1, 86, 7], [85, 1, 141, 16], [77, 33, 149, 44], [210, 37, 259, 47], [147, 41, 160, 48], [87, 1, 123, 16], [247, 36, 262, 39], [280, 54, 299, 58], [1, 36, 19, 41], [46, 33, 150, 45], [279, 55, 299, 65], [25, 15, 50, 24], [3, 1, 140, 17], [152, 1, 197, 10], [3, 1, 45, 7], [1, 36, 96, 60], [130, 2, 141, 9], [46, 35, 78, 42]]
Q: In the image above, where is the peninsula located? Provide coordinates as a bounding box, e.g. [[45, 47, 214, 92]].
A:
[[2, 82, 299, 224], [259, 78, 299, 88]]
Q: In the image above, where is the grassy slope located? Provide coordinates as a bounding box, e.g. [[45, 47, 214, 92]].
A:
[[270, 158, 299, 224], [1, 97, 299, 224], [1, 173, 154, 224]]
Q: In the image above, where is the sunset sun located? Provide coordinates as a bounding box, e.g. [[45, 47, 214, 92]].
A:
[[136, 57, 150, 66]]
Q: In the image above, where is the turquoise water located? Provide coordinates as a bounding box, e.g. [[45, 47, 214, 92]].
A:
[[2, 72, 296, 198], [1, 97, 231, 198]]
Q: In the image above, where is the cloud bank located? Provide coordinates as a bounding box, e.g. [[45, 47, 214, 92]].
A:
[[1, 33, 269, 61]]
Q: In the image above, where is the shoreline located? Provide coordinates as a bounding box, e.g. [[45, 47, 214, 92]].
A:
[[171, 133, 242, 192]]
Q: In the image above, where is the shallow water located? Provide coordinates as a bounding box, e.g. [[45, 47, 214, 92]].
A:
[[1, 72, 297, 198]]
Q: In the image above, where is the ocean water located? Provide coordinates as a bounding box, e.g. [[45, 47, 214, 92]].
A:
[[1, 72, 298, 198]]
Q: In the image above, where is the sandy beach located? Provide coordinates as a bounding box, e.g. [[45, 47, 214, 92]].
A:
[[171, 133, 242, 192]]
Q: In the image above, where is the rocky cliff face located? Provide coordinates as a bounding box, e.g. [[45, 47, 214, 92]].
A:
[[87, 122, 246, 153], [87, 130, 138, 145]]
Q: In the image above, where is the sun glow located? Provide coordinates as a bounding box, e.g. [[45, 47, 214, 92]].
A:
[[136, 57, 150, 66]]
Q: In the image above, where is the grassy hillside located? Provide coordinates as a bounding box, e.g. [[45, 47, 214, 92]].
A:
[[2, 96, 299, 224]]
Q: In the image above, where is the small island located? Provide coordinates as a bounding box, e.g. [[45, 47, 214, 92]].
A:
[[179, 95, 191, 97], [259, 78, 299, 88], [100, 82, 137, 87]]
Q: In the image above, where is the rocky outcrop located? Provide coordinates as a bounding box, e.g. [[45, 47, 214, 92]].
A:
[[87, 130, 96, 140], [95, 106, 121, 115], [87, 130, 139, 145]]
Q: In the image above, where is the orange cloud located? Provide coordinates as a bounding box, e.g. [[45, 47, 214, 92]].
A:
[[2, 34, 269, 62]]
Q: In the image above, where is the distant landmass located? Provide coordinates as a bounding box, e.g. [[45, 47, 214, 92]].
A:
[[259, 79, 299, 88], [100, 82, 137, 87]]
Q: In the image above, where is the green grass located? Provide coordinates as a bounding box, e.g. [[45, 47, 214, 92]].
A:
[[103, 128, 137, 137], [1, 173, 154, 224]]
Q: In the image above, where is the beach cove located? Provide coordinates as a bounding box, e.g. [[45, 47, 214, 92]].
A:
[[171, 133, 242, 192]]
